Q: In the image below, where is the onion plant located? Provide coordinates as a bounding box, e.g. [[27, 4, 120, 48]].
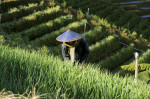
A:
[[0, 44, 150, 98]]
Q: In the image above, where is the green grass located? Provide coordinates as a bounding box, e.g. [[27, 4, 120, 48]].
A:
[[1, 0, 150, 98], [0, 44, 150, 98]]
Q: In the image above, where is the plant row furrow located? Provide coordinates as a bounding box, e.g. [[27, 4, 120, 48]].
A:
[[31, 19, 88, 47], [0, 5, 62, 33], [1, 0, 41, 13], [100, 44, 135, 70], [20, 14, 74, 41], [131, 49, 150, 64], [1, 1, 50, 23], [84, 26, 106, 45], [56, 0, 150, 39], [88, 36, 122, 63]]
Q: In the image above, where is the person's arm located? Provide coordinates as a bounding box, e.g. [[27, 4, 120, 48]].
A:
[[62, 43, 70, 60], [81, 39, 90, 63]]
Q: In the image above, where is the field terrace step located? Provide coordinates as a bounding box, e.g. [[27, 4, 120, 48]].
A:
[[112, 11, 133, 26], [30, 19, 89, 47], [71, 1, 91, 9], [129, 49, 150, 65], [58, 0, 112, 18], [81, 2, 116, 18], [105, 8, 126, 24], [79, 1, 112, 16], [56, 0, 150, 39], [0, 5, 64, 33], [136, 10, 150, 16], [20, 14, 74, 41], [122, 15, 141, 30], [98, 44, 135, 71], [112, 50, 146, 74], [121, 50, 143, 66], [1, 1, 51, 23], [122, 5, 139, 10], [88, 36, 122, 63], [84, 26, 106, 46], [0, 0, 41, 13]]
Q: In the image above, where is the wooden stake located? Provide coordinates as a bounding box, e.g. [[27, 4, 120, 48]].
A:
[[70, 47, 75, 63], [84, 21, 86, 38], [0, 13, 1, 24], [134, 52, 139, 83], [88, 8, 90, 19]]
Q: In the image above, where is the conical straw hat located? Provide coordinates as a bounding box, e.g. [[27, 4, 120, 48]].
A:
[[56, 29, 82, 42]]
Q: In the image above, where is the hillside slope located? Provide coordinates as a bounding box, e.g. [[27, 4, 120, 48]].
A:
[[0, 0, 150, 84]]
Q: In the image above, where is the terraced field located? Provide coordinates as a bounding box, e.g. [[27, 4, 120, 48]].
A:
[[113, 0, 150, 22], [0, 0, 150, 98], [57, 0, 150, 39], [1, 0, 150, 77]]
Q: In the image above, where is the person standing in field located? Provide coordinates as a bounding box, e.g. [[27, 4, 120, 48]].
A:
[[56, 29, 90, 64]]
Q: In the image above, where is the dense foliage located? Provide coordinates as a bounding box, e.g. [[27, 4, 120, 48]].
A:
[[0, 0, 150, 98]]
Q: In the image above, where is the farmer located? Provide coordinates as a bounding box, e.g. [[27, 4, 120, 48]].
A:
[[56, 29, 89, 64]]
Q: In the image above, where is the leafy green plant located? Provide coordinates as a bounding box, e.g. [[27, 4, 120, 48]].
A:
[[0, 44, 150, 98], [121, 64, 150, 71], [89, 36, 121, 63], [100, 44, 135, 70], [85, 26, 106, 45]]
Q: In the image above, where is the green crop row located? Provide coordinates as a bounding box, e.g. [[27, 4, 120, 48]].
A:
[[106, 8, 127, 26], [31, 19, 88, 47], [20, 14, 74, 41], [1, 0, 41, 13], [138, 49, 150, 64], [89, 36, 122, 63], [121, 64, 150, 71], [55, 0, 150, 39], [0, 44, 150, 98], [91, 3, 116, 18], [99, 44, 135, 70], [1, 1, 49, 23], [129, 49, 150, 65], [84, 26, 106, 45], [70, 0, 90, 9], [0, 5, 62, 33], [80, 0, 149, 38]]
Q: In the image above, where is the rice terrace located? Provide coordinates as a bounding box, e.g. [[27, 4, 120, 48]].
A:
[[0, 0, 150, 98]]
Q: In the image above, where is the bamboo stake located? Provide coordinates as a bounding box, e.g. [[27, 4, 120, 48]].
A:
[[70, 47, 75, 63], [134, 52, 139, 83], [84, 21, 86, 38], [0, 13, 1, 23], [88, 8, 90, 19], [0, 0, 2, 24]]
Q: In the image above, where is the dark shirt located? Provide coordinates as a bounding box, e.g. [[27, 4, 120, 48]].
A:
[[62, 38, 90, 63]]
